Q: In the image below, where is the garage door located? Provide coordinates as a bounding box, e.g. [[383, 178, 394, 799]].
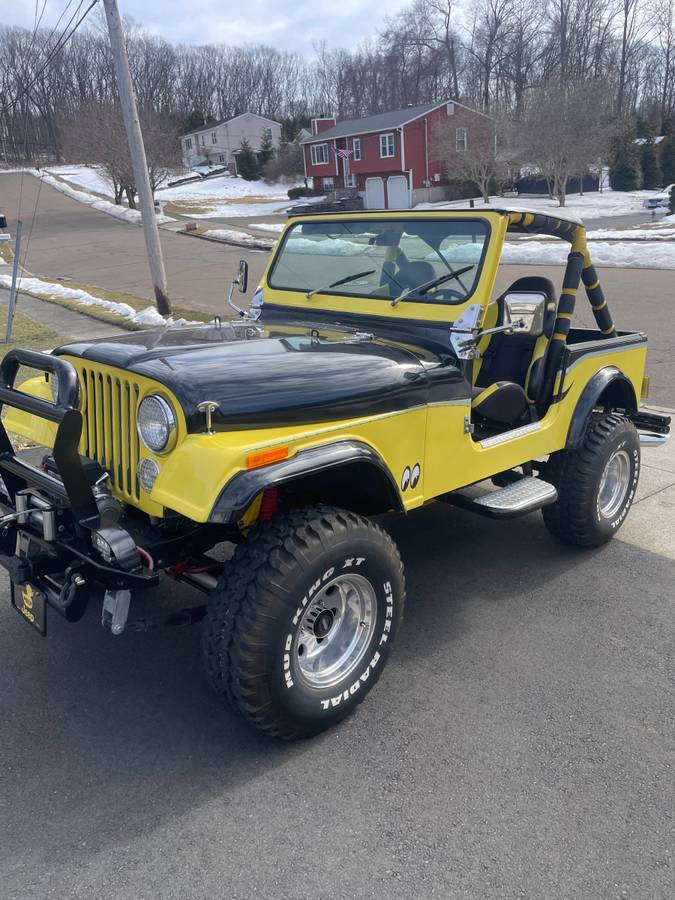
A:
[[387, 175, 410, 209], [365, 177, 385, 209]]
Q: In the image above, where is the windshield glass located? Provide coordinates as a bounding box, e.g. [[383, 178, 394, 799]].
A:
[[268, 218, 489, 304]]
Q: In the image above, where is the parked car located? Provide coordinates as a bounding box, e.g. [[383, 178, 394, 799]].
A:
[[643, 184, 675, 208]]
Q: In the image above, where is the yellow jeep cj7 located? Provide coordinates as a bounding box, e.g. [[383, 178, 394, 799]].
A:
[[1, 208, 670, 739]]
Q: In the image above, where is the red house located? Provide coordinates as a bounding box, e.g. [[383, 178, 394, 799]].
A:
[[302, 100, 494, 209]]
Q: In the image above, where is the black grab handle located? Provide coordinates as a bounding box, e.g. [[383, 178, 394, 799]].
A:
[[0, 349, 79, 421]]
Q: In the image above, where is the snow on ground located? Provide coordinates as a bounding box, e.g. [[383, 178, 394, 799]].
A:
[[249, 223, 285, 234], [0, 273, 196, 326], [202, 228, 276, 248], [287, 235, 675, 268], [188, 200, 293, 218], [416, 189, 662, 221], [501, 240, 675, 268], [1, 169, 174, 225], [43, 165, 301, 219], [578, 226, 674, 241], [157, 174, 295, 202], [45, 164, 115, 197]]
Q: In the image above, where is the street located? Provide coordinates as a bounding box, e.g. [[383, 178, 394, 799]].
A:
[[0, 171, 673, 899]]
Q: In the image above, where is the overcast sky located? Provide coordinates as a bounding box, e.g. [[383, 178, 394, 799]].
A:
[[7, 0, 409, 51]]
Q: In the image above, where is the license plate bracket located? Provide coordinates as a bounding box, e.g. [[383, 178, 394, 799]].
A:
[[10, 581, 47, 635]]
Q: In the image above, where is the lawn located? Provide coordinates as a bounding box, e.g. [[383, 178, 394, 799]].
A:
[[0, 305, 68, 353]]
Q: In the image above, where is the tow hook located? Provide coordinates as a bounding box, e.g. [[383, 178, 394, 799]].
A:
[[102, 588, 131, 635]]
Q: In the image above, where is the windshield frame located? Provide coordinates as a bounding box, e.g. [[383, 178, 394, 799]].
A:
[[266, 215, 492, 307]]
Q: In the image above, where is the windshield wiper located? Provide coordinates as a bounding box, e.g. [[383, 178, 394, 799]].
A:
[[306, 269, 376, 299], [390, 264, 475, 307]]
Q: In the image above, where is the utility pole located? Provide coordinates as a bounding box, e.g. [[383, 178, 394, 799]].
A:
[[5, 220, 22, 342], [102, 0, 171, 315]]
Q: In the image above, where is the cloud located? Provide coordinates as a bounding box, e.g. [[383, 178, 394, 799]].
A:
[[6, 0, 408, 51]]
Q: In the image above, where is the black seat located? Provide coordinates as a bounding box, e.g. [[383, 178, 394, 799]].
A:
[[471, 276, 558, 426], [395, 260, 435, 290]]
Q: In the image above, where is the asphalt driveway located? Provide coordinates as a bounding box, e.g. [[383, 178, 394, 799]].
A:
[[0, 439, 673, 899]]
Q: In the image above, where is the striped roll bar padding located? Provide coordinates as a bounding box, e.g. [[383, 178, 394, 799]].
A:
[[506, 211, 617, 409], [506, 211, 616, 338]]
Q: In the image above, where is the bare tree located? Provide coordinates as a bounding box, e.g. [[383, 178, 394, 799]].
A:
[[521, 80, 615, 205], [433, 113, 500, 200]]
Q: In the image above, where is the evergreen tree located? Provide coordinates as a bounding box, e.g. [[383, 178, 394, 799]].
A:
[[258, 131, 275, 169], [641, 137, 662, 189], [236, 138, 259, 181], [661, 128, 675, 186], [609, 132, 642, 191]]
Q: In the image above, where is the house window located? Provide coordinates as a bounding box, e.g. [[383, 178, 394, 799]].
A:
[[310, 143, 329, 165], [345, 173, 356, 188], [264, 127, 273, 139], [211, 132, 217, 144], [456, 127, 468, 152], [184, 137, 192, 150], [379, 133, 395, 158], [323, 177, 334, 190], [218, 154, 225, 163], [201, 134, 205, 145], [352, 138, 361, 161]]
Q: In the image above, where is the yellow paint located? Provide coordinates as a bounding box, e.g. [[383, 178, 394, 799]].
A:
[[3, 209, 648, 530]]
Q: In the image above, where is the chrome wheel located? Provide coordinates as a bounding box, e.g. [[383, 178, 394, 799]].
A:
[[296, 573, 377, 689], [598, 449, 631, 519]]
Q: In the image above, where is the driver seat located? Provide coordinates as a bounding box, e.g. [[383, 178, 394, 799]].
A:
[[471, 276, 558, 426]]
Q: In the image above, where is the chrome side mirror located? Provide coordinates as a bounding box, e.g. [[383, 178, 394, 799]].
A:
[[237, 259, 249, 293], [503, 292, 546, 336]]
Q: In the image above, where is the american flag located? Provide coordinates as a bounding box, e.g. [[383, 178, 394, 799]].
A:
[[335, 147, 354, 159]]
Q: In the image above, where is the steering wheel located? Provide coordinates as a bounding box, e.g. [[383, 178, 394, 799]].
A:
[[428, 287, 465, 302]]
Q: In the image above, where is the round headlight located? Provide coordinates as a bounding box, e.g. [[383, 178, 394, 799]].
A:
[[137, 395, 177, 454]]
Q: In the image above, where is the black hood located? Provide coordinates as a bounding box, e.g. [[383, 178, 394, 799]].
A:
[[55, 319, 461, 430]]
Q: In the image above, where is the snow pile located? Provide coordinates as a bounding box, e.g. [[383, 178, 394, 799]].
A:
[[157, 174, 295, 202], [416, 189, 663, 221], [585, 227, 675, 241], [202, 228, 276, 248], [285, 237, 365, 256], [4, 169, 175, 225], [249, 223, 285, 234], [501, 240, 675, 268], [0, 274, 196, 326], [45, 164, 115, 197]]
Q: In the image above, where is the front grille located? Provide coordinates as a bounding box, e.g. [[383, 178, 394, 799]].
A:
[[75, 363, 141, 500]]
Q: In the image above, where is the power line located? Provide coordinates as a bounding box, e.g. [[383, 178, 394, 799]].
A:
[[0, 0, 98, 118]]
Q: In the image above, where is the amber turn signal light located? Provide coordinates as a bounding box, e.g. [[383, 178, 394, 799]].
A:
[[246, 446, 289, 469]]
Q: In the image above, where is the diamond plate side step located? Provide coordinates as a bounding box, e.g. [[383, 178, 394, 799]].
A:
[[446, 476, 558, 519]]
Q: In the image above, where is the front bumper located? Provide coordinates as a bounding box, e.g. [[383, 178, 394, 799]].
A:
[[0, 350, 157, 628]]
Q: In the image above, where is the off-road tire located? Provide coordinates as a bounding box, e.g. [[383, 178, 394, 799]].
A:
[[203, 506, 405, 739], [543, 412, 640, 548]]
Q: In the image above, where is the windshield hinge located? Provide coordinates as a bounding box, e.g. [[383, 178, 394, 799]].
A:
[[464, 416, 475, 435]]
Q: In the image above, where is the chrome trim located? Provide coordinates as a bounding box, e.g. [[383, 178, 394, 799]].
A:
[[474, 476, 557, 513], [137, 394, 178, 455], [479, 421, 542, 449], [639, 432, 670, 445], [295, 572, 377, 689]]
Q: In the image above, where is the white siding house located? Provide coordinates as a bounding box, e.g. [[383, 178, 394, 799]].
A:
[[181, 113, 282, 171]]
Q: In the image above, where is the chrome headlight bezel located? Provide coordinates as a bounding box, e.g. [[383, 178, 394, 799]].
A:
[[137, 394, 178, 455]]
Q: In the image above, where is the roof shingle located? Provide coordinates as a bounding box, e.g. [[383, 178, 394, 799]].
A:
[[301, 102, 447, 143]]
